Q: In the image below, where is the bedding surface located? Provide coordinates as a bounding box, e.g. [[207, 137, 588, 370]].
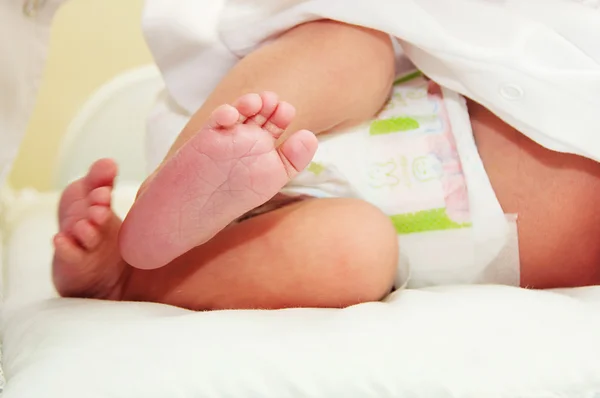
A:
[[1, 187, 600, 398]]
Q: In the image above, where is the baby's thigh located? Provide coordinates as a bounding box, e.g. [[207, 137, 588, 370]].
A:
[[127, 198, 399, 310], [211, 197, 400, 309], [470, 101, 600, 288]]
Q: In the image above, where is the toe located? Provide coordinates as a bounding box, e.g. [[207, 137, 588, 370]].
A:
[[208, 104, 240, 129], [246, 91, 279, 126], [73, 219, 101, 250], [264, 101, 296, 138], [278, 129, 318, 177], [85, 159, 117, 189], [89, 186, 112, 206], [232, 93, 263, 121], [53, 233, 86, 264], [88, 205, 111, 226]]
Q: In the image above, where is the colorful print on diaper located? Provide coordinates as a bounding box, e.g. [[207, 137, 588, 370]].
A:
[[307, 161, 327, 176], [364, 72, 471, 234], [370, 117, 420, 136]]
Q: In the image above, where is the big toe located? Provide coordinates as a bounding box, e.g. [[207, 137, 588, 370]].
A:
[[278, 129, 318, 177], [86, 159, 117, 189]]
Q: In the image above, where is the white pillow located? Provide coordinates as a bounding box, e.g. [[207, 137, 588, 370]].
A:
[[2, 186, 600, 398]]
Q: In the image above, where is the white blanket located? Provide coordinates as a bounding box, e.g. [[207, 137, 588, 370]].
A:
[[1, 188, 600, 398], [3, 288, 600, 398]]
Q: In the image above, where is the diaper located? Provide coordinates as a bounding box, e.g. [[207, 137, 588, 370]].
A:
[[277, 72, 519, 288]]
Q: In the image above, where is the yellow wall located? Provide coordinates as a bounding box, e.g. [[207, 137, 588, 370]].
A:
[[9, 0, 152, 191]]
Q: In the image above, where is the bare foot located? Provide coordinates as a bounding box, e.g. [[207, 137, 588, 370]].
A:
[[119, 92, 318, 270], [52, 159, 129, 300]]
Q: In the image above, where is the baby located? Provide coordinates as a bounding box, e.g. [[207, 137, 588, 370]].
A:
[[52, 21, 600, 310]]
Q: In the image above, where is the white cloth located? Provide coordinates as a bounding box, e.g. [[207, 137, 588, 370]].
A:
[[0, 12, 74, 389], [0, 0, 65, 389], [143, 0, 600, 167], [0, 1, 65, 390], [0, 0, 65, 187]]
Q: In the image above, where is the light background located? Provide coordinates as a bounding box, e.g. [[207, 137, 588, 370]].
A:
[[10, 0, 152, 190]]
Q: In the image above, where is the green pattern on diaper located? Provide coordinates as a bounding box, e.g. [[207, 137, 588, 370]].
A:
[[390, 208, 471, 235], [307, 162, 326, 176], [393, 70, 423, 86], [370, 117, 420, 135]]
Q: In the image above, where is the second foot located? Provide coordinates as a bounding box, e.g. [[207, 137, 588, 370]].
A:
[[52, 159, 129, 300]]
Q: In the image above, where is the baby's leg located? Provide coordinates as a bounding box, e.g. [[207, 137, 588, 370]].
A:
[[53, 164, 398, 309], [470, 102, 600, 288], [119, 93, 318, 269], [162, 20, 396, 159], [120, 20, 397, 270], [122, 198, 399, 310]]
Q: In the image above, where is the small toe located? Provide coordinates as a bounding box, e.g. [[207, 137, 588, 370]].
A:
[[246, 91, 279, 126], [208, 104, 240, 129], [232, 93, 263, 120], [264, 101, 296, 138], [278, 129, 318, 177], [89, 186, 112, 206], [73, 219, 101, 250], [53, 233, 86, 264], [88, 205, 111, 226]]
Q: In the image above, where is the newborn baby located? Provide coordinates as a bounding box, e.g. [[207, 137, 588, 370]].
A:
[[52, 21, 600, 310]]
